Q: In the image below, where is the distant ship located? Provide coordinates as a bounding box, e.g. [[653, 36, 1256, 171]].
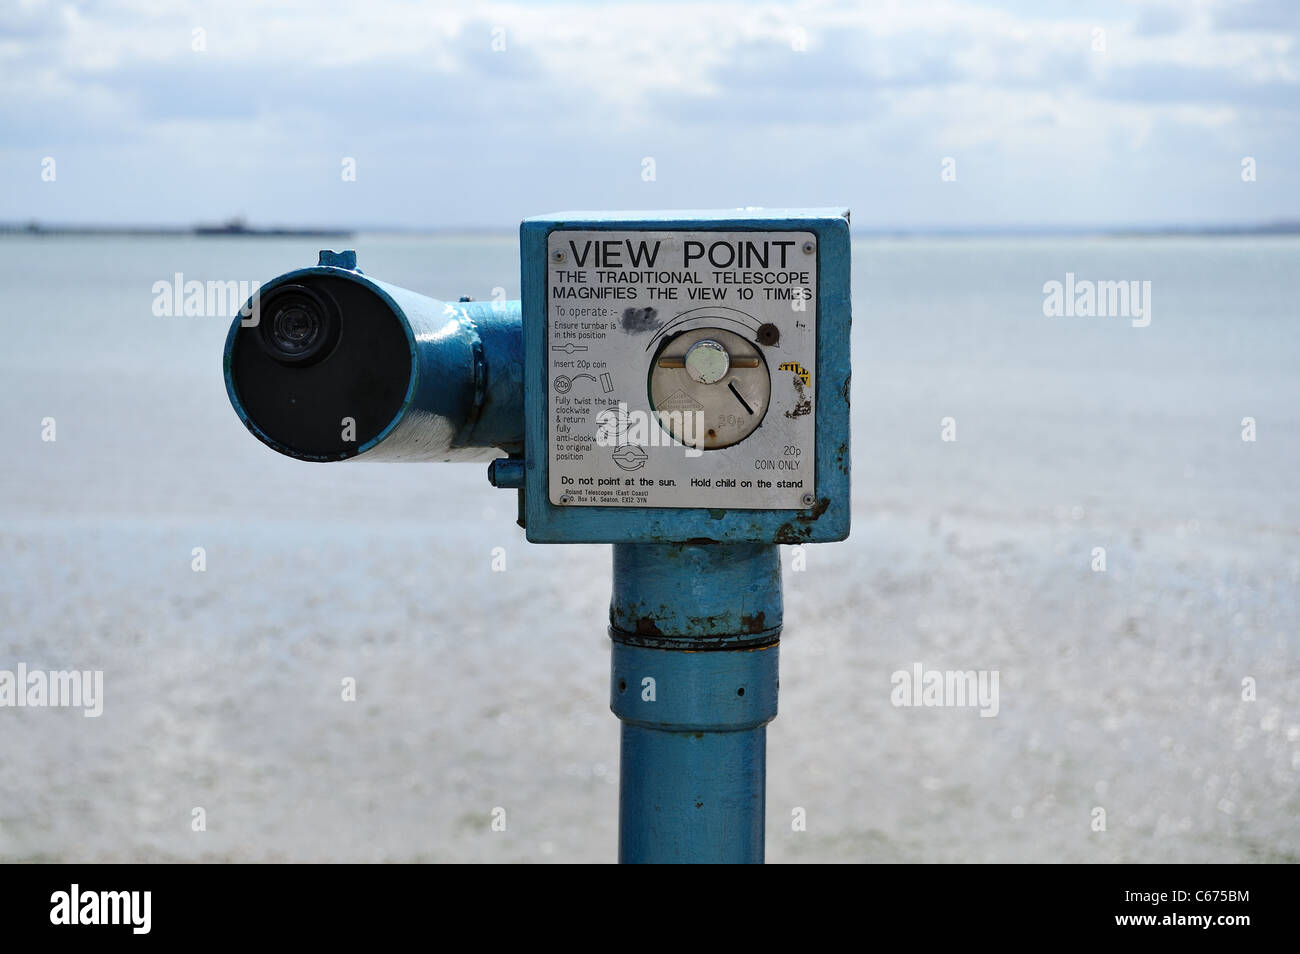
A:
[[0, 217, 354, 237], [193, 217, 353, 238]]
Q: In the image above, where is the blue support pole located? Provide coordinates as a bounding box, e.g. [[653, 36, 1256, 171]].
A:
[[608, 543, 782, 863]]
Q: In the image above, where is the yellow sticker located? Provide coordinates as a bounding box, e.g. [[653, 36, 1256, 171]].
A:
[[778, 361, 810, 387]]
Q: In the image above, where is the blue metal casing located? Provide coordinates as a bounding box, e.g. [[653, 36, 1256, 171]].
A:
[[520, 209, 851, 545]]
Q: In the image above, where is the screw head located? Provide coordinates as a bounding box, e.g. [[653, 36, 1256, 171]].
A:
[[551, 249, 565, 263], [559, 493, 571, 504], [800, 492, 816, 507], [802, 241, 815, 254]]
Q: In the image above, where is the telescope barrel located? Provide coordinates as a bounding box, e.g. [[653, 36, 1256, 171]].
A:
[[223, 255, 523, 462]]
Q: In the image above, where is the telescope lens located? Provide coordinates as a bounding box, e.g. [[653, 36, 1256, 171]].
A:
[[257, 285, 340, 365], [229, 275, 413, 460]]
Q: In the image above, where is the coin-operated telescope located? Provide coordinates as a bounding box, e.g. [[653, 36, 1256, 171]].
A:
[[224, 210, 852, 863]]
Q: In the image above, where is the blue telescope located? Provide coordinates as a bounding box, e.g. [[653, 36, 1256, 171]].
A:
[[223, 210, 852, 862]]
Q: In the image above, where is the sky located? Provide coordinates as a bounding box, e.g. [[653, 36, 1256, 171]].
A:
[[0, 0, 1296, 230]]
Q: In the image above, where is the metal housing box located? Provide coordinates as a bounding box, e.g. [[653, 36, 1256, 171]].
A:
[[520, 208, 851, 544]]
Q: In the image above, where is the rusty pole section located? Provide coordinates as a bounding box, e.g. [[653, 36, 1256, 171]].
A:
[[608, 543, 782, 863]]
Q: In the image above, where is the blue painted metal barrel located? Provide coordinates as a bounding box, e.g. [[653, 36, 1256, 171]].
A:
[[223, 251, 523, 463]]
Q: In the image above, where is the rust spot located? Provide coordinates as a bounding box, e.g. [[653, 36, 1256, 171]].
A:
[[686, 613, 727, 632], [774, 522, 813, 544], [740, 611, 767, 634], [635, 616, 663, 637], [796, 497, 830, 523]]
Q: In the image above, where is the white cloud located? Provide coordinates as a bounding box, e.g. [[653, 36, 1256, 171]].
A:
[[0, 0, 1295, 227]]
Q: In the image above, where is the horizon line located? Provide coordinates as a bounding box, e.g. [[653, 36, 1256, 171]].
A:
[[2, 218, 1298, 239]]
